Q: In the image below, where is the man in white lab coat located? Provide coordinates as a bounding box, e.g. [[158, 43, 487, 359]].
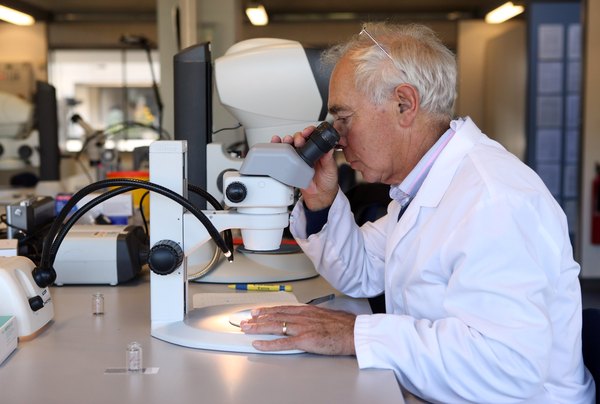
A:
[[240, 22, 595, 403]]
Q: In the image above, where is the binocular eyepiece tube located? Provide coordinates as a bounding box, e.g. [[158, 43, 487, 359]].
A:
[[296, 121, 340, 167]]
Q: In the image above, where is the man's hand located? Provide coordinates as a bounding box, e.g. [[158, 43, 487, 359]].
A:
[[240, 304, 356, 355], [271, 126, 339, 211]]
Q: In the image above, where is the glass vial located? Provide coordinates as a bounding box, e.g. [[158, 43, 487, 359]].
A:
[[126, 341, 143, 372], [92, 293, 104, 315]]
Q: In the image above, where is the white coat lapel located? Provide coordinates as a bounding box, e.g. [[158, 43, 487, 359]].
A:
[[387, 117, 484, 251]]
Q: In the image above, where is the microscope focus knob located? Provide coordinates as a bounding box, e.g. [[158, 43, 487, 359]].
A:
[[148, 240, 184, 275], [225, 181, 247, 203], [18, 145, 33, 160]]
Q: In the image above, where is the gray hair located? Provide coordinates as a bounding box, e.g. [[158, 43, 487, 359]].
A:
[[322, 22, 457, 120]]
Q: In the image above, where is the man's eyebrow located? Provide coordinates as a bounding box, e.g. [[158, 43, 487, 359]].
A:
[[328, 105, 352, 115]]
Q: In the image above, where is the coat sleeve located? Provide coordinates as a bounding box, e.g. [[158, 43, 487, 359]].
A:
[[289, 188, 395, 298]]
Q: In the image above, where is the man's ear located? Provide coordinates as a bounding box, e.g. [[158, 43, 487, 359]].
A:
[[394, 84, 419, 126]]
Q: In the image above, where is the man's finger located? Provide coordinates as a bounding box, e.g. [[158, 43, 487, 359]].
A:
[[252, 336, 300, 352], [251, 304, 315, 317]]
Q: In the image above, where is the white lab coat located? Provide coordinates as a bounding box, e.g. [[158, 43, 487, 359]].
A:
[[290, 117, 595, 403]]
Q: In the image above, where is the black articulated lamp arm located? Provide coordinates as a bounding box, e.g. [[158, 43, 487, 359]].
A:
[[48, 186, 137, 267], [32, 178, 233, 288]]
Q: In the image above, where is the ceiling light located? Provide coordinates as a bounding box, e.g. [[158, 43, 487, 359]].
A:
[[0, 4, 35, 26], [485, 2, 525, 24], [245, 4, 268, 26]]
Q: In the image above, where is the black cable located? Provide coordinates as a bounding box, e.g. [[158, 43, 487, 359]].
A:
[[39, 182, 117, 271], [188, 183, 223, 210], [139, 190, 150, 237], [1, 214, 53, 265], [0, 213, 27, 234], [49, 186, 138, 269], [138, 184, 233, 252], [212, 123, 242, 134], [33, 178, 233, 288], [187, 184, 234, 254], [58, 184, 223, 258], [95, 181, 228, 256], [136, 185, 223, 238]]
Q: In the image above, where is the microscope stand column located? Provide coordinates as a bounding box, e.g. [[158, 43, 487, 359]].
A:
[[149, 141, 188, 327]]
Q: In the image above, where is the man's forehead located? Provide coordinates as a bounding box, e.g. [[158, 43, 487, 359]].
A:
[[328, 59, 358, 114]]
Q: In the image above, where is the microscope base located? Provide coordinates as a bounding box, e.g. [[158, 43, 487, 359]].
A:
[[189, 248, 318, 284], [151, 303, 302, 354]]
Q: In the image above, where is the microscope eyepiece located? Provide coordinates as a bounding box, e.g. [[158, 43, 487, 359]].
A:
[[296, 121, 340, 167]]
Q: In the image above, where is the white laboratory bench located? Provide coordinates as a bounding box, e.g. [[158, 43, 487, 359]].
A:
[[0, 270, 406, 404]]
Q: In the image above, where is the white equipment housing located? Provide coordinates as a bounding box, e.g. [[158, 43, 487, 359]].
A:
[[53, 225, 146, 286], [215, 38, 326, 146], [0, 256, 54, 338]]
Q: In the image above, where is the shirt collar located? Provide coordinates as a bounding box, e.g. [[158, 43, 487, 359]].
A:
[[389, 117, 464, 205]]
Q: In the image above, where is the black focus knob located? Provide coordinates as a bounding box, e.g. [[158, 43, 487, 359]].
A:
[[28, 296, 44, 312], [18, 145, 33, 160], [32, 266, 57, 288], [225, 181, 247, 203], [148, 240, 184, 275]]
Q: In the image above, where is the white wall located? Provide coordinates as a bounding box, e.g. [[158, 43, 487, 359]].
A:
[[483, 23, 526, 160], [579, 0, 600, 277], [456, 20, 527, 160], [456, 20, 524, 136]]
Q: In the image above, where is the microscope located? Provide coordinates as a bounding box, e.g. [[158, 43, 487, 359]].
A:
[[148, 122, 338, 353], [0, 81, 60, 182], [0, 86, 36, 171], [181, 38, 333, 283]]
